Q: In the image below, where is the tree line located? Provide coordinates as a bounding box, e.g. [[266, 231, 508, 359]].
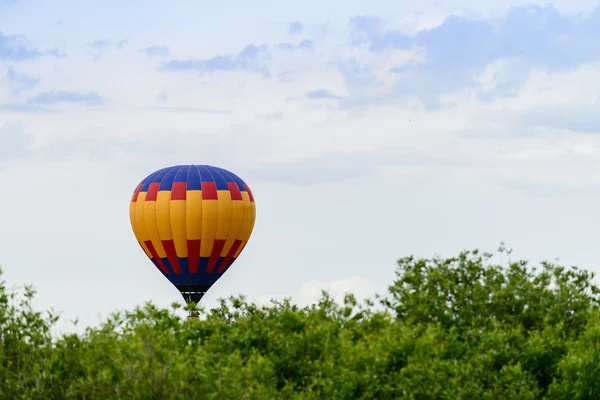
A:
[[1, 247, 600, 399]]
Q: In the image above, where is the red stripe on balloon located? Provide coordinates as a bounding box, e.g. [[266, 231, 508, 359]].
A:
[[217, 239, 241, 273], [162, 240, 182, 274], [206, 239, 226, 273], [144, 240, 169, 274], [187, 239, 201, 273]]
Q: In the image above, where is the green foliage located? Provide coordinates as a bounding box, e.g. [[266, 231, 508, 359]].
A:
[[1, 248, 600, 399]]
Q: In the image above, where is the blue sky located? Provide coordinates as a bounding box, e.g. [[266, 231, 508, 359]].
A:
[[2, 0, 600, 332]]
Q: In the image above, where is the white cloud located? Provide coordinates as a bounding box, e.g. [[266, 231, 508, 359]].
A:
[[253, 276, 378, 307]]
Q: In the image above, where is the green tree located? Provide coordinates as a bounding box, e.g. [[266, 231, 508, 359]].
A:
[[1, 248, 600, 399]]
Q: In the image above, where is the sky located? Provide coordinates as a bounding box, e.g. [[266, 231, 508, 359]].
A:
[[2, 0, 600, 332]]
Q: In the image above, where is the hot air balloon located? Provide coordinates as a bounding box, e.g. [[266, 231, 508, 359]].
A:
[[129, 165, 256, 312]]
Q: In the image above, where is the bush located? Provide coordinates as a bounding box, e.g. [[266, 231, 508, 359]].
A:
[[1, 248, 600, 399]]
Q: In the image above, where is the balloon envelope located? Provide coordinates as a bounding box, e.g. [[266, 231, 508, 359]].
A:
[[129, 165, 256, 303]]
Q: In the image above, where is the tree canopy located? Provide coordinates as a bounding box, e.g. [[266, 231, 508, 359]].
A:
[[2, 247, 600, 399]]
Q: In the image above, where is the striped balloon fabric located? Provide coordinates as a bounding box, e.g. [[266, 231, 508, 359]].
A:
[[129, 165, 256, 303]]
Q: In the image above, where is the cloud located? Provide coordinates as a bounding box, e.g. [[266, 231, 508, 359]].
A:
[[157, 89, 168, 101], [245, 143, 475, 185], [518, 104, 600, 134], [45, 48, 68, 58], [0, 90, 102, 113], [262, 111, 284, 121], [0, 122, 32, 161], [0, 32, 42, 61], [338, 5, 600, 109], [142, 45, 170, 58], [0, 103, 51, 113], [288, 21, 303, 35], [27, 91, 103, 106], [247, 152, 376, 184], [84, 39, 127, 60], [277, 39, 313, 51], [147, 105, 232, 114], [331, 58, 387, 107], [306, 89, 342, 99], [253, 276, 377, 307], [161, 44, 270, 76], [87, 40, 110, 50], [6, 67, 39, 94], [349, 15, 384, 46], [0, 31, 66, 61], [353, 6, 600, 67]]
